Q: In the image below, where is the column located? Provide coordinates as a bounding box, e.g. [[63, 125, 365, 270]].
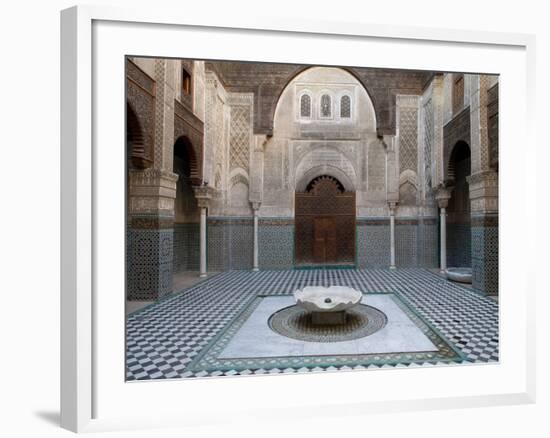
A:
[[199, 206, 207, 277], [389, 203, 397, 269], [252, 202, 261, 271], [193, 186, 214, 279], [439, 206, 447, 273], [435, 187, 451, 274]]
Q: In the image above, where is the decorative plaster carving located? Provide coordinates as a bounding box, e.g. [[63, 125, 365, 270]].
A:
[[229, 95, 253, 172], [193, 185, 215, 209], [434, 185, 452, 209]]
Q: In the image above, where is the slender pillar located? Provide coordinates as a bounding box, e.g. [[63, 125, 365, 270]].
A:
[[252, 203, 260, 271], [435, 187, 451, 275], [439, 206, 447, 274], [389, 202, 397, 269], [199, 207, 207, 277], [193, 185, 213, 279]]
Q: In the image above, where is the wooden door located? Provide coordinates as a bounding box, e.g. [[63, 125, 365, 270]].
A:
[[313, 217, 337, 263], [295, 175, 355, 266]]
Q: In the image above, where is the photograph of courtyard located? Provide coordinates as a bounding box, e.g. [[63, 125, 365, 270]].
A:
[[125, 58, 499, 380]]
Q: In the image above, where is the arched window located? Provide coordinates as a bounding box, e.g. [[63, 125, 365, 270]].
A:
[[320, 94, 331, 118], [340, 95, 351, 118], [300, 94, 311, 118]]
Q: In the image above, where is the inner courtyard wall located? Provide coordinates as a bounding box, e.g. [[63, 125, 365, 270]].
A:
[[125, 58, 499, 299]]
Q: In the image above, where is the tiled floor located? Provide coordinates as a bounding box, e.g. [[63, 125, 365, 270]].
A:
[[125, 271, 218, 315], [126, 269, 499, 381]]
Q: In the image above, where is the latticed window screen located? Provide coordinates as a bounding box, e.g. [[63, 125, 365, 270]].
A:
[[340, 95, 351, 118], [300, 94, 311, 117], [320, 94, 331, 117]]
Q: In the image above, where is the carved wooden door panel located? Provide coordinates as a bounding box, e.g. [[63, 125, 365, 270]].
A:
[[325, 218, 337, 262], [313, 217, 337, 263], [295, 176, 355, 266], [313, 217, 326, 263]]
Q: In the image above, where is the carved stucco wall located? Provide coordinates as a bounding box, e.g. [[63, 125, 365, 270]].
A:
[[209, 61, 431, 136], [264, 66, 384, 218], [396, 95, 419, 207], [203, 71, 256, 217], [226, 93, 254, 216], [421, 83, 435, 205]]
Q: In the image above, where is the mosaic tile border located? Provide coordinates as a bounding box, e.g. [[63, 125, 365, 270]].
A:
[[186, 293, 467, 374]]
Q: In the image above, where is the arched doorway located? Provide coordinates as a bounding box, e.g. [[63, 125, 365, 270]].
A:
[[127, 102, 152, 169], [295, 175, 356, 266], [173, 136, 200, 284], [446, 141, 471, 268]]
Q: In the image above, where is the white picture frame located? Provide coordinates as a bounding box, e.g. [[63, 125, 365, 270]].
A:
[[60, 5, 536, 433]]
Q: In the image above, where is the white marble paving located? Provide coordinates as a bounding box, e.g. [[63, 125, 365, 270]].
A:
[[218, 294, 437, 359]]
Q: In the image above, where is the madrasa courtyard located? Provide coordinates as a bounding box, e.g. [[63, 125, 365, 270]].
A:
[[125, 58, 499, 380]]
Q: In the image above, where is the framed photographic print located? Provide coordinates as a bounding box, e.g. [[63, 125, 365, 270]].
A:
[[61, 5, 536, 433]]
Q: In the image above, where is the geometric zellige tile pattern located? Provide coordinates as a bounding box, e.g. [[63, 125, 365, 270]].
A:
[[207, 221, 254, 271], [447, 223, 472, 268], [472, 225, 498, 295], [395, 225, 418, 268], [127, 228, 173, 301], [127, 268, 499, 380], [173, 223, 200, 273], [356, 225, 390, 268], [258, 224, 294, 270]]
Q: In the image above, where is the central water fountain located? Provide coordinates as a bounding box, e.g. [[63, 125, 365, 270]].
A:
[[268, 285, 387, 342], [294, 286, 363, 325]]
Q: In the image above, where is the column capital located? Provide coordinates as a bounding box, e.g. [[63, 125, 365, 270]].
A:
[[388, 202, 398, 215], [193, 185, 215, 209], [251, 201, 262, 211], [434, 184, 452, 209]]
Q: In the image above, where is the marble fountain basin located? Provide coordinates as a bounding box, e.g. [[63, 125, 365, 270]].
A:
[[445, 267, 472, 284], [294, 286, 363, 325]]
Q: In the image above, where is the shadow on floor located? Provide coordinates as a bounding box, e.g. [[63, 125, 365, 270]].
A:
[[34, 410, 59, 427]]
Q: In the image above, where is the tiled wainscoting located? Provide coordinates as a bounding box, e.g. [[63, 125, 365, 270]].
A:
[[471, 214, 498, 295], [127, 224, 174, 301], [173, 223, 199, 273], [207, 217, 254, 271], [447, 222, 472, 268], [258, 219, 294, 270]]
